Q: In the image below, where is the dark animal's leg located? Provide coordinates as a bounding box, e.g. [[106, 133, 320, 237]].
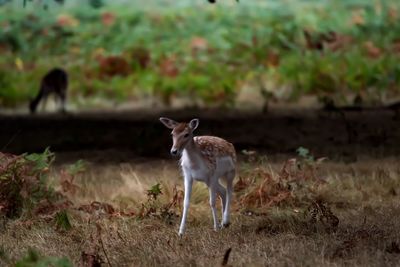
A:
[[30, 87, 44, 114], [41, 95, 48, 112], [60, 91, 67, 113]]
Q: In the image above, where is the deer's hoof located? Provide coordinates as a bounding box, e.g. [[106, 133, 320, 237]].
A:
[[222, 222, 231, 228]]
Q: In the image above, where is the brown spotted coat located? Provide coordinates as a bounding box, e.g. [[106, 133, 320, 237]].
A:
[[194, 136, 236, 169]]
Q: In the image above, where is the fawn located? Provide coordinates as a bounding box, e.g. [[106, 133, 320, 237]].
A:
[[30, 68, 68, 114], [160, 117, 236, 236]]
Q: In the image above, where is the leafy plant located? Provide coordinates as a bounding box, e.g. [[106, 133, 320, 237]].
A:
[[15, 248, 72, 267], [147, 183, 162, 200], [139, 183, 180, 224], [0, 149, 57, 218], [237, 155, 328, 210], [55, 209, 72, 231], [66, 159, 87, 176], [24, 147, 55, 171], [296, 146, 314, 162], [2, 0, 400, 108], [296, 146, 327, 168]]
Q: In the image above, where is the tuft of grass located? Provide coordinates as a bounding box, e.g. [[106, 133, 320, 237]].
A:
[[55, 209, 72, 231], [66, 159, 87, 176], [15, 248, 72, 267], [146, 182, 163, 200]]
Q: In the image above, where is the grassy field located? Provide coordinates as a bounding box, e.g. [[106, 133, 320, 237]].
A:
[[1, 150, 399, 266], [1, 0, 400, 110]]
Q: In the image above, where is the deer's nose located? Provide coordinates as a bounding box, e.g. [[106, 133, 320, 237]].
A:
[[170, 149, 178, 156]]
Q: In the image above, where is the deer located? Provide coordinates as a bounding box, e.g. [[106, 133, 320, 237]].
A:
[[159, 117, 236, 236], [29, 68, 68, 114]]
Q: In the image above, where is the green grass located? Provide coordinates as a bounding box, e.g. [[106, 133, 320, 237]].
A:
[[1, 0, 400, 108]]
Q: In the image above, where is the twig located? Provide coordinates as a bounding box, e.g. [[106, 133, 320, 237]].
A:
[[221, 247, 232, 266], [1, 130, 21, 151], [116, 230, 127, 244], [99, 235, 112, 267], [96, 223, 113, 267]]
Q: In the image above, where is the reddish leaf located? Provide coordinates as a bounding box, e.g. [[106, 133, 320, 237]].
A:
[[266, 51, 280, 67], [101, 12, 116, 26], [364, 41, 382, 58], [130, 47, 151, 69], [159, 56, 179, 77], [190, 36, 209, 55], [98, 55, 131, 78]]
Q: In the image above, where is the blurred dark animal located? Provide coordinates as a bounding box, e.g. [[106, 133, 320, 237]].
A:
[[30, 68, 68, 114], [208, 0, 239, 3]]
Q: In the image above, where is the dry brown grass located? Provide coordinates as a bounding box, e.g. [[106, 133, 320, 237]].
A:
[[1, 153, 400, 266]]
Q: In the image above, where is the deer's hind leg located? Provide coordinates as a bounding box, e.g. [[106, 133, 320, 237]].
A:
[[216, 181, 227, 220], [209, 174, 220, 231], [41, 94, 48, 112], [222, 170, 235, 227]]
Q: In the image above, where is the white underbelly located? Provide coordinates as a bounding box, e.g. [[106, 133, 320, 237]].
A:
[[181, 155, 235, 184], [215, 156, 235, 177], [191, 169, 211, 183]]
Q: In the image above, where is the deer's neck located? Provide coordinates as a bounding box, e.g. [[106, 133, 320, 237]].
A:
[[181, 138, 204, 169]]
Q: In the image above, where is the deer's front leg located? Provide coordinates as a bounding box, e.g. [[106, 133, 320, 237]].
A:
[[41, 95, 48, 112], [209, 177, 219, 231], [59, 92, 67, 113], [179, 171, 193, 236]]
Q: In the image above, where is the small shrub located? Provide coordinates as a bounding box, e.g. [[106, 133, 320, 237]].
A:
[[139, 183, 181, 224], [0, 148, 58, 218], [55, 209, 72, 231], [129, 46, 151, 69], [147, 183, 162, 200], [238, 152, 327, 210], [15, 248, 72, 267], [66, 159, 87, 176], [98, 55, 131, 78]]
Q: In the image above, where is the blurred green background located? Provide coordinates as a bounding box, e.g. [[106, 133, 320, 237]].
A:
[[1, 0, 400, 110]]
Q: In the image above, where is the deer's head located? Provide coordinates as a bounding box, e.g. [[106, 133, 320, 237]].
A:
[[159, 117, 199, 156]]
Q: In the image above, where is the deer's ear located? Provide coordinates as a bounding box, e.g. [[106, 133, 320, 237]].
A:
[[159, 117, 178, 129], [189, 118, 199, 131]]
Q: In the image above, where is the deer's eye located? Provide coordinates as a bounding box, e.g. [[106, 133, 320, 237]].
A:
[[184, 133, 189, 138]]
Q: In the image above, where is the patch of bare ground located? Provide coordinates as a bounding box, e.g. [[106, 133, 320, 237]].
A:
[[1, 152, 400, 266]]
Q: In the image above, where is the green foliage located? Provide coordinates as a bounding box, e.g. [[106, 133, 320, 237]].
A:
[[24, 147, 55, 171], [15, 248, 72, 267], [1, 0, 400, 108], [296, 146, 326, 168], [55, 209, 72, 231], [296, 146, 313, 161], [88, 0, 103, 9], [66, 159, 86, 176], [0, 246, 10, 265], [0, 148, 57, 218], [147, 183, 162, 200], [23, 0, 66, 8], [0, 0, 11, 6]]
